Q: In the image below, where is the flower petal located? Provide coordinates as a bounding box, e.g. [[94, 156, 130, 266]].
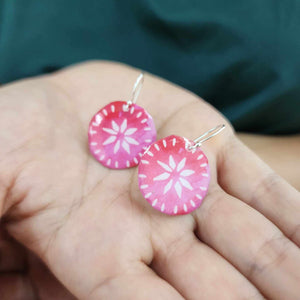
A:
[[174, 181, 182, 198], [124, 137, 139, 145], [103, 135, 117, 145], [164, 179, 173, 194], [169, 155, 176, 170], [114, 140, 120, 154], [179, 177, 193, 190], [112, 120, 119, 132], [177, 157, 186, 172], [122, 140, 131, 154], [157, 160, 173, 172], [102, 128, 117, 135], [125, 128, 138, 135], [180, 169, 195, 177], [120, 118, 127, 133], [153, 172, 170, 181]]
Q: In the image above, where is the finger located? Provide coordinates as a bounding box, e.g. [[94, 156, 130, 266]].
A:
[[0, 274, 35, 300], [88, 264, 184, 300], [27, 254, 76, 300], [0, 229, 25, 272], [218, 137, 300, 246], [152, 232, 263, 300], [194, 188, 300, 300]]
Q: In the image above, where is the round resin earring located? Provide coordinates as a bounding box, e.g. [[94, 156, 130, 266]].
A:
[[138, 125, 225, 215], [88, 73, 156, 169]]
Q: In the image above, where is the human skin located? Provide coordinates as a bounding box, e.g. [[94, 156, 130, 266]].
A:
[[0, 61, 299, 299]]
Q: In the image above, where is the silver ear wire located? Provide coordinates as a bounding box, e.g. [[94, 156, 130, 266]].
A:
[[124, 73, 144, 110], [187, 124, 226, 151]]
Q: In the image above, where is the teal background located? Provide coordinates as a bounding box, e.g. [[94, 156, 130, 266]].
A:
[[0, 0, 299, 134]]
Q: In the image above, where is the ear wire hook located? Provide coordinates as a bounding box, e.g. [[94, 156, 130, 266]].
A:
[[124, 73, 144, 110], [188, 124, 226, 150]]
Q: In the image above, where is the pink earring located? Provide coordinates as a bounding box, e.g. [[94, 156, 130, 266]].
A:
[[138, 125, 225, 215], [88, 73, 156, 169]]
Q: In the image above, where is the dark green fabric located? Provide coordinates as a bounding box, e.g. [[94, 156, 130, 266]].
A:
[[0, 0, 299, 134]]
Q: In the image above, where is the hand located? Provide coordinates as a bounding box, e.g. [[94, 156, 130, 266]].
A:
[[0, 61, 299, 299]]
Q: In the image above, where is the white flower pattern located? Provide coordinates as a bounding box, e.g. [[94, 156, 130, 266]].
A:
[[154, 155, 195, 198], [102, 119, 139, 154]]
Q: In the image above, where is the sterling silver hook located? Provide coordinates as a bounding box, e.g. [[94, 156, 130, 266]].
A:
[[188, 124, 226, 150], [124, 73, 144, 110]]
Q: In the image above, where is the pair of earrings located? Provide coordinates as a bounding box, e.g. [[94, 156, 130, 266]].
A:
[[88, 74, 225, 215]]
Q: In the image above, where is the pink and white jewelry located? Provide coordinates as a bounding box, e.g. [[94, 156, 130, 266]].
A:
[[88, 74, 156, 169], [138, 125, 225, 215]]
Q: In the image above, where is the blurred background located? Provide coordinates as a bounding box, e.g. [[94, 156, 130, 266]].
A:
[[0, 0, 299, 135]]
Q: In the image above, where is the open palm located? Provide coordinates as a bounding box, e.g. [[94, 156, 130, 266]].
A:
[[0, 62, 299, 300]]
